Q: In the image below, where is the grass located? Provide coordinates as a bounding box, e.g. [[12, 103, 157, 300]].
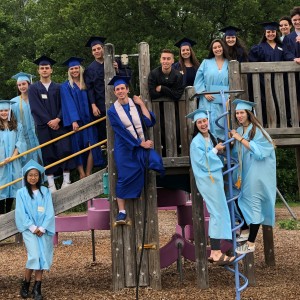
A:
[[278, 219, 300, 230]]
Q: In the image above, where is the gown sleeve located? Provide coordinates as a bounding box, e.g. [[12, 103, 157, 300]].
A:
[[15, 189, 36, 233], [40, 188, 55, 236], [60, 82, 81, 127]]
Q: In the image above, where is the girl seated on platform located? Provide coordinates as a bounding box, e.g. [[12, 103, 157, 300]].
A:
[[188, 109, 234, 265]]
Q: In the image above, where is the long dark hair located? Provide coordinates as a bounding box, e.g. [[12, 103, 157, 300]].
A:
[[178, 46, 200, 74], [192, 122, 218, 146], [24, 169, 44, 199], [259, 31, 282, 45], [0, 110, 18, 131], [222, 36, 248, 62], [235, 110, 274, 145], [207, 39, 230, 60]]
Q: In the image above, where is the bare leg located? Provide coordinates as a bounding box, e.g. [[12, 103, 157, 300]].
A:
[[117, 198, 125, 211], [85, 150, 94, 177], [34, 270, 43, 281], [77, 165, 86, 179], [24, 268, 33, 281]]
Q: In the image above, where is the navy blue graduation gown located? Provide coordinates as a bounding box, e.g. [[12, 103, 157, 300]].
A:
[[248, 42, 284, 125], [28, 81, 75, 175], [107, 102, 164, 199], [283, 32, 300, 60], [60, 81, 104, 167], [248, 42, 284, 62], [172, 62, 198, 87]]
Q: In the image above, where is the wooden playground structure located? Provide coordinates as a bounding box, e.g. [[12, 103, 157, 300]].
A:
[[0, 42, 300, 300]]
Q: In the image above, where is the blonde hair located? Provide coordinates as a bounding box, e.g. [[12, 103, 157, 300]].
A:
[[68, 65, 87, 90]]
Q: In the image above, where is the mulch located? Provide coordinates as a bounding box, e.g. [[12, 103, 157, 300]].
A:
[[0, 206, 299, 300]]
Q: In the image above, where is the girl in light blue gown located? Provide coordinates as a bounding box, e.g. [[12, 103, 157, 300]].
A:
[[15, 160, 55, 299], [0, 100, 26, 213], [188, 109, 234, 265], [11, 72, 42, 164], [231, 99, 276, 254], [194, 39, 230, 141]]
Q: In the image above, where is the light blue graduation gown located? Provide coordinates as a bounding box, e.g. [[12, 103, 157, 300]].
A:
[[15, 186, 55, 270], [194, 58, 229, 141], [11, 96, 42, 164], [190, 133, 232, 240], [232, 124, 276, 226], [0, 123, 27, 200]]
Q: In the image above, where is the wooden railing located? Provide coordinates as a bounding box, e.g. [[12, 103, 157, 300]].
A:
[[229, 61, 300, 146]]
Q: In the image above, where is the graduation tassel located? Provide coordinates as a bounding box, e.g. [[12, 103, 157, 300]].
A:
[[209, 173, 215, 183], [235, 176, 241, 189]]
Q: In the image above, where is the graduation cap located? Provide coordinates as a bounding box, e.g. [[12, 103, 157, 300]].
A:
[[260, 22, 280, 31], [219, 26, 241, 37], [85, 36, 106, 47], [108, 76, 130, 88], [11, 72, 35, 83], [22, 159, 45, 175], [33, 55, 56, 66], [233, 99, 256, 111], [0, 100, 16, 121], [186, 109, 209, 123], [174, 37, 197, 48], [62, 57, 84, 68]]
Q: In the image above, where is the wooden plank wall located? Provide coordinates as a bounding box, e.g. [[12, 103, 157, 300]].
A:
[[229, 61, 300, 145]]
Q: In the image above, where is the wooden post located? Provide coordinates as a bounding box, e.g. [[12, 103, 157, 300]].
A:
[[262, 225, 275, 266], [105, 43, 126, 291], [106, 42, 161, 290], [186, 87, 209, 289], [243, 254, 256, 286], [228, 61, 242, 124], [138, 42, 161, 290], [295, 147, 300, 199]]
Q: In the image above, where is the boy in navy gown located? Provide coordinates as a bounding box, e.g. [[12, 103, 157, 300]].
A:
[[29, 55, 75, 192]]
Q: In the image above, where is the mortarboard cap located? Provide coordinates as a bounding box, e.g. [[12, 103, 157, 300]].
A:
[[186, 109, 209, 123], [0, 99, 16, 110], [85, 36, 106, 48], [33, 55, 56, 66], [11, 72, 35, 83], [174, 37, 197, 48], [233, 99, 256, 111], [0, 100, 16, 122], [22, 159, 45, 175], [219, 26, 241, 37], [108, 76, 130, 88], [62, 57, 84, 68], [260, 22, 280, 31]]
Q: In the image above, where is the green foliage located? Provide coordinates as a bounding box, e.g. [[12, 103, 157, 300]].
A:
[[278, 219, 300, 230], [276, 149, 299, 202], [0, 0, 297, 97], [0, 0, 299, 201]]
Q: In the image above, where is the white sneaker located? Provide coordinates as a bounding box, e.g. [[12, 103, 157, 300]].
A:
[[61, 181, 71, 189], [48, 185, 57, 193], [236, 243, 255, 254], [236, 231, 249, 242]]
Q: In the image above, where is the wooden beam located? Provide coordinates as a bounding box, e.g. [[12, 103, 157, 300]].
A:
[[0, 169, 106, 242], [241, 62, 300, 73]]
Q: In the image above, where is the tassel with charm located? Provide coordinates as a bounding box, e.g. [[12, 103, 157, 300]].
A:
[[235, 176, 241, 189]]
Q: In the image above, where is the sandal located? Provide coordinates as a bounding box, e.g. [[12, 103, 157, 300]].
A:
[[236, 243, 255, 254], [208, 254, 235, 266]]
